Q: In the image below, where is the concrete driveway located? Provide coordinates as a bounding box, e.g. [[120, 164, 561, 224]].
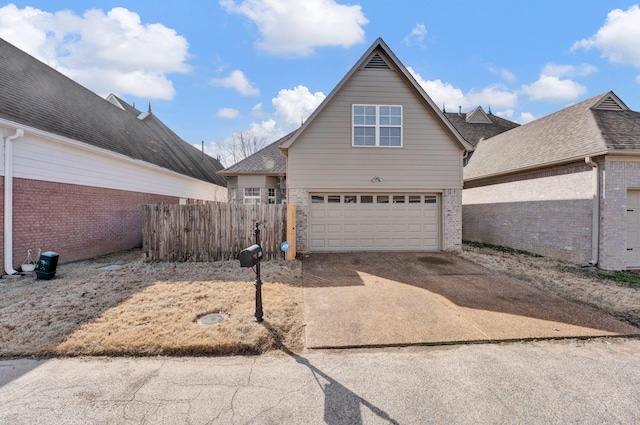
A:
[[302, 252, 640, 348]]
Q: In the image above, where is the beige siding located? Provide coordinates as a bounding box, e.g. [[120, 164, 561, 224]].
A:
[[287, 68, 463, 191], [236, 175, 268, 187]]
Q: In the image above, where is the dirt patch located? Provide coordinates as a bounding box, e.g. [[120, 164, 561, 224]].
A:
[[0, 249, 304, 357], [459, 245, 640, 327]]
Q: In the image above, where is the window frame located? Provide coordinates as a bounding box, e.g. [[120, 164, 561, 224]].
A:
[[352, 104, 403, 148], [267, 188, 276, 204], [243, 187, 261, 204]]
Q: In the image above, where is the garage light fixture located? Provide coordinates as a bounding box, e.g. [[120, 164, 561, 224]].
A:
[[371, 176, 383, 182]]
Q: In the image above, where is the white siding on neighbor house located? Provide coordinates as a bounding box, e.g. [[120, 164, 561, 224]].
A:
[[287, 68, 463, 191], [1, 127, 226, 201]]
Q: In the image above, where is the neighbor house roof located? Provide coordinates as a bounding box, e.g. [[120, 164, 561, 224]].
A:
[[279, 37, 473, 152], [221, 131, 297, 175], [0, 38, 226, 187], [444, 106, 520, 147], [464, 92, 634, 181]]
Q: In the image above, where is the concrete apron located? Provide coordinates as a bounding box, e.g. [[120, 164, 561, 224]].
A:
[[302, 252, 640, 349]]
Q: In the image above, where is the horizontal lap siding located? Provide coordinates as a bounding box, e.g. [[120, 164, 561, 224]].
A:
[[3, 132, 226, 201], [287, 68, 462, 191]]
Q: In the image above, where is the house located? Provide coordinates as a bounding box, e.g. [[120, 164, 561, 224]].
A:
[[443, 106, 519, 165], [221, 130, 295, 205], [0, 38, 227, 272], [463, 91, 640, 270], [225, 38, 474, 253]]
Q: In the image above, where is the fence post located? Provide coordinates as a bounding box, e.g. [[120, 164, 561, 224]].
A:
[[286, 204, 296, 261]]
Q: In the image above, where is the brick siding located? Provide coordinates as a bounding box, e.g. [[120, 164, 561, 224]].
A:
[[462, 163, 594, 264], [1, 178, 178, 268], [599, 160, 640, 270]]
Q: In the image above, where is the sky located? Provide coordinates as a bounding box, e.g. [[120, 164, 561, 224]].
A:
[[1, 1, 640, 165]]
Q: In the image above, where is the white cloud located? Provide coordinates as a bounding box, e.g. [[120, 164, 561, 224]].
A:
[[488, 66, 517, 83], [272, 85, 326, 126], [403, 22, 427, 47], [542, 62, 598, 77], [220, 0, 368, 56], [572, 5, 640, 67], [210, 70, 260, 96], [497, 109, 536, 125], [210, 84, 326, 166], [407, 67, 518, 112], [216, 108, 240, 119], [0, 4, 190, 99], [521, 75, 587, 102]]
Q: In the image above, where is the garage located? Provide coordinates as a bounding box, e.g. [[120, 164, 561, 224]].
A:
[[308, 193, 440, 252]]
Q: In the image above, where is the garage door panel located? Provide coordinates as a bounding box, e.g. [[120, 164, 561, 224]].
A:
[[309, 193, 440, 252]]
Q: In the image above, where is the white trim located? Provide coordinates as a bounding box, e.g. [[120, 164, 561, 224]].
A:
[[352, 104, 403, 147], [0, 118, 226, 201], [243, 187, 261, 204]]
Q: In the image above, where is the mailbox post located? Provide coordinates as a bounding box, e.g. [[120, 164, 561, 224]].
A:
[[239, 223, 264, 322]]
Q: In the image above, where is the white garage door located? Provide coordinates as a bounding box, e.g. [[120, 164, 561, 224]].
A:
[[309, 193, 440, 252], [627, 190, 640, 268]]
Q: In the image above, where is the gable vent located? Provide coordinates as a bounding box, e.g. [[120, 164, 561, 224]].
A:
[[365, 53, 390, 69], [594, 95, 627, 111]]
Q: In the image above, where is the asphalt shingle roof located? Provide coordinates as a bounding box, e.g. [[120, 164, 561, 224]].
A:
[[593, 109, 640, 150], [0, 38, 226, 187], [222, 130, 297, 175], [444, 110, 520, 147], [464, 93, 617, 181]]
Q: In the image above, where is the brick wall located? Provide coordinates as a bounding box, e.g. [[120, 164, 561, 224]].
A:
[[462, 163, 594, 264], [443, 189, 462, 251], [599, 160, 640, 270], [2, 178, 178, 268], [288, 188, 309, 252]]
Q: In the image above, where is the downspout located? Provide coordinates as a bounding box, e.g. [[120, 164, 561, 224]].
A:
[[585, 157, 599, 266], [4, 128, 24, 275]]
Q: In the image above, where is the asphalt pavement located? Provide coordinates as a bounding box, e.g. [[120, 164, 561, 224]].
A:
[[2, 338, 640, 424]]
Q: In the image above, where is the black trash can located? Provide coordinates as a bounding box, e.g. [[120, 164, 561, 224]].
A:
[[36, 251, 59, 280]]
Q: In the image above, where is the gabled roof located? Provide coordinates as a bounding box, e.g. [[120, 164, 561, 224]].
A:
[[464, 92, 635, 181], [444, 107, 519, 147], [0, 38, 226, 187], [280, 37, 473, 152], [221, 130, 296, 175]]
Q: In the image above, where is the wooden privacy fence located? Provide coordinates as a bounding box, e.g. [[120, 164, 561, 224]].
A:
[[142, 203, 287, 262]]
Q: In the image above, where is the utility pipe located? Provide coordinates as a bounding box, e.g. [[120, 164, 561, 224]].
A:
[[4, 128, 24, 275], [585, 156, 599, 266]]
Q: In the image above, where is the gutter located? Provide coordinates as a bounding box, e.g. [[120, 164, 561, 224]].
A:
[[4, 128, 24, 275], [585, 156, 600, 266]]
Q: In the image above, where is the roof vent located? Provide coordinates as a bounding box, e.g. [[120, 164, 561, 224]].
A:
[[594, 94, 628, 111], [365, 53, 390, 69]]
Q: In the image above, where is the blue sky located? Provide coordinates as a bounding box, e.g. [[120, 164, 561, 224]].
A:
[[1, 1, 640, 165]]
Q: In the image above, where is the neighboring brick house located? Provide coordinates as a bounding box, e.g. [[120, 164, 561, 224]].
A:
[[0, 38, 227, 272], [226, 38, 474, 253], [463, 91, 640, 270]]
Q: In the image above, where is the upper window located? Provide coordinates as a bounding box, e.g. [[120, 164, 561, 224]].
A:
[[353, 105, 402, 147]]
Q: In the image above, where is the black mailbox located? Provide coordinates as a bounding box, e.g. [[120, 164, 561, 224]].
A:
[[239, 244, 263, 267], [36, 251, 59, 280]]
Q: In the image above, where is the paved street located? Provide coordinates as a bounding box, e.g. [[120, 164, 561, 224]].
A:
[[2, 338, 640, 424]]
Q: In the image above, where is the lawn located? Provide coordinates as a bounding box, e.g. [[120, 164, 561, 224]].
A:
[[0, 250, 304, 357]]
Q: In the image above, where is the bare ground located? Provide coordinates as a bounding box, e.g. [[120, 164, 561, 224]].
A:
[[2, 246, 639, 357], [0, 250, 304, 357], [459, 245, 640, 327]]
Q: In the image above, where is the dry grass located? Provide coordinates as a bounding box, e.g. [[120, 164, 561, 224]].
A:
[[0, 250, 304, 357], [459, 244, 640, 327]]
